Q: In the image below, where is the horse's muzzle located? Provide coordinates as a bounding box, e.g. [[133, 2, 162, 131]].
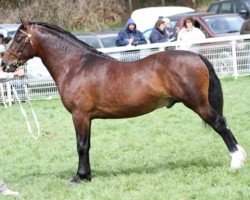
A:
[[1, 60, 18, 72]]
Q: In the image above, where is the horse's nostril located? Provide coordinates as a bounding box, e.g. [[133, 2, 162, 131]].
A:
[[1, 60, 5, 67]]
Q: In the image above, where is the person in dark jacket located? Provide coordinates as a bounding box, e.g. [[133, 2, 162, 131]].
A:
[[162, 17, 175, 39], [149, 19, 168, 43], [240, 19, 250, 35], [116, 18, 147, 46], [0, 34, 12, 54], [240, 19, 250, 67]]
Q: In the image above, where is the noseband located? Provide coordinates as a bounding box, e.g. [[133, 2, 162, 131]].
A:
[[6, 29, 33, 68]]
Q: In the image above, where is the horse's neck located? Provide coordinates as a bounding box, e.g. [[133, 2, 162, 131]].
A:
[[35, 33, 87, 88]]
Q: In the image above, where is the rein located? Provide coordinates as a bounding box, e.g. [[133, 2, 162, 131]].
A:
[[12, 83, 41, 139]]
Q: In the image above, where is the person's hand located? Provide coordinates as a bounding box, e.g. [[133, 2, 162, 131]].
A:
[[13, 69, 24, 77], [128, 38, 135, 44], [132, 40, 139, 46]]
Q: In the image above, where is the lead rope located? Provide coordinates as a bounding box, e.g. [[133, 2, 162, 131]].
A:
[[12, 84, 41, 139]]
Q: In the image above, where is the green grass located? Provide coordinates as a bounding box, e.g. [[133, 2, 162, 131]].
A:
[[0, 77, 249, 200]]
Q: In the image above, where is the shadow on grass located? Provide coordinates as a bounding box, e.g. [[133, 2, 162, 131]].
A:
[[92, 157, 224, 178], [17, 157, 224, 181]]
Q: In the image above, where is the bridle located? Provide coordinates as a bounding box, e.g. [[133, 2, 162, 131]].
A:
[[6, 28, 33, 69], [4, 26, 41, 139]]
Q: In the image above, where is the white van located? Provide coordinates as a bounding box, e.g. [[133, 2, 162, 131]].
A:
[[131, 6, 195, 32], [0, 24, 20, 38]]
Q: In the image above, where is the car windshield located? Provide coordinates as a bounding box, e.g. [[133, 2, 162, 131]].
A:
[[8, 31, 17, 38], [100, 36, 117, 48], [203, 16, 244, 35]]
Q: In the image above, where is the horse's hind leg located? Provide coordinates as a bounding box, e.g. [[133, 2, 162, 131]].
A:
[[193, 105, 246, 170], [194, 106, 246, 170]]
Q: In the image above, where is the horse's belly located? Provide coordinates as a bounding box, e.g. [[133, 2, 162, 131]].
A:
[[95, 98, 168, 119]]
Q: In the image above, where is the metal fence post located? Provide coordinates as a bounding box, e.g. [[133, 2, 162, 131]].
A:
[[6, 82, 12, 106], [231, 40, 239, 78], [0, 83, 7, 108]]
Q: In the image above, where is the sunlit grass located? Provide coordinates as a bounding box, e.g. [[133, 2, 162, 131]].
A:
[[0, 77, 249, 200]]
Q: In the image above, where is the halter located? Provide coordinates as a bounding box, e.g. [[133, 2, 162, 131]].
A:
[[6, 29, 33, 69]]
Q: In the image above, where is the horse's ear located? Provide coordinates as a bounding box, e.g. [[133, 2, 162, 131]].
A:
[[20, 17, 28, 29]]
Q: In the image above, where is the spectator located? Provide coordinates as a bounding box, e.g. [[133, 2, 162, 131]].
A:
[[0, 68, 24, 196], [0, 35, 12, 54], [149, 19, 168, 43], [116, 18, 147, 46], [0, 179, 19, 196], [162, 17, 175, 39], [240, 19, 250, 67], [0, 34, 5, 53], [0, 68, 24, 82], [177, 17, 205, 50], [240, 19, 250, 34]]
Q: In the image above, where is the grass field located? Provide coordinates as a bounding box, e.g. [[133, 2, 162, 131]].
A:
[[0, 77, 249, 200]]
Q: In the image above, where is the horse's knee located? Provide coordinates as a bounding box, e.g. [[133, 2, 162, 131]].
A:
[[77, 144, 89, 155], [76, 133, 90, 155]]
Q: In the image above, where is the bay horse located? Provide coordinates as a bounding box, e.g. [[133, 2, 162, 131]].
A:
[[1, 20, 246, 186]]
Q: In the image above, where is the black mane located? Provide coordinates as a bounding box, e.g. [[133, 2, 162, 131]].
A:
[[28, 21, 113, 59]]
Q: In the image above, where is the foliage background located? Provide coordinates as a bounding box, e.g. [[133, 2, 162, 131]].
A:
[[0, 0, 213, 31]]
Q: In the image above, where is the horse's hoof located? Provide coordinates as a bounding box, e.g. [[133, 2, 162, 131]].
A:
[[68, 175, 82, 188], [230, 145, 246, 171], [68, 174, 91, 187]]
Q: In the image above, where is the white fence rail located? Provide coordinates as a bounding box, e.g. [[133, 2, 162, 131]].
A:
[[1, 34, 250, 104]]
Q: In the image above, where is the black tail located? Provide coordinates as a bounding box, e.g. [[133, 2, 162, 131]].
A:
[[199, 54, 223, 116]]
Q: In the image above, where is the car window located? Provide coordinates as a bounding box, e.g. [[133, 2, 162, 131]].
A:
[[219, 2, 233, 13], [193, 20, 208, 37], [208, 3, 220, 13], [170, 20, 178, 29], [78, 37, 101, 49], [235, 2, 247, 13], [204, 16, 244, 35], [101, 37, 117, 48], [143, 29, 152, 40]]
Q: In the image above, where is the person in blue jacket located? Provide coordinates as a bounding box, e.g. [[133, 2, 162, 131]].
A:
[[149, 19, 168, 44], [116, 18, 147, 46]]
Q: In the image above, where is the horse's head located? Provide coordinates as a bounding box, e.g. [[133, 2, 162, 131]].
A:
[[1, 19, 37, 72]]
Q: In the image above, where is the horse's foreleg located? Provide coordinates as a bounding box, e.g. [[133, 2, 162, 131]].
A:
[[196, 106, 246, 170], [69, 113, 91, 187]]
